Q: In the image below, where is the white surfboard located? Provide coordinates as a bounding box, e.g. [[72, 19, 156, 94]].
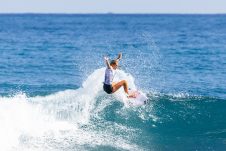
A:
[[126, 90, 148, 107]]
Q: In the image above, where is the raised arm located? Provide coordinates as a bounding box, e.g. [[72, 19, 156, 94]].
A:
[[115, 53, 122, 62], [104, 56, 111, 69]]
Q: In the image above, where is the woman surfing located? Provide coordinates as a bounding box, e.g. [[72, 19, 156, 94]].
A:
[[103, 53, 135, 98]]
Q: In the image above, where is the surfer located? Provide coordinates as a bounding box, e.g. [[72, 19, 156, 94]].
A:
[[103, 53, 135, 98]]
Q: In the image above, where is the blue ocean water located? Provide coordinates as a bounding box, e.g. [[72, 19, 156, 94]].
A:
[[0, 14, 226, 150]]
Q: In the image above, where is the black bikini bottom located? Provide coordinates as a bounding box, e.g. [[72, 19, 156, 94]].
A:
[[103, 84, 113, 94]]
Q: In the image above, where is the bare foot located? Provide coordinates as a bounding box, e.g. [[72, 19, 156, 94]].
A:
[[127, 91, 140, 98], [127, 93, 136, 98]]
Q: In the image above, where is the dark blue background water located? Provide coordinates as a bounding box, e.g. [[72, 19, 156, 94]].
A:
[[1, 14, 226, 98], [0, 14, 226, 150]]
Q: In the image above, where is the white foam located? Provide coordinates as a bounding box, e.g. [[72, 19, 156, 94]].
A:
[[0, 68, 142, 150], [0, 93, 73, 151]]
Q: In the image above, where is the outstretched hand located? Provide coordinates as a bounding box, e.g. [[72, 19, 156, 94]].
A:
[[117, 53, 122, 60], [104, 56, 109, 61]]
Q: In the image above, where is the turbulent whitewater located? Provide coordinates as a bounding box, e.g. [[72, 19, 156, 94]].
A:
[[0, 68, 146, 151]]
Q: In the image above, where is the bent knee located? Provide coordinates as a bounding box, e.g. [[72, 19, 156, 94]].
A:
[[122, 80, 127, 84]]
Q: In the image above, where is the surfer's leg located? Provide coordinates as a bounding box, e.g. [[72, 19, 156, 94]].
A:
[[112, 80, 129, 94], [112, 80, 136, 98]]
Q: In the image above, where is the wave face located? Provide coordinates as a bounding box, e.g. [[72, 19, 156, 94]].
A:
[[1, 68, 226, 151]]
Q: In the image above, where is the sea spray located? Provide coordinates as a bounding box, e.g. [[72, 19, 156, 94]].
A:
[[0, 68, 143, 151]]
